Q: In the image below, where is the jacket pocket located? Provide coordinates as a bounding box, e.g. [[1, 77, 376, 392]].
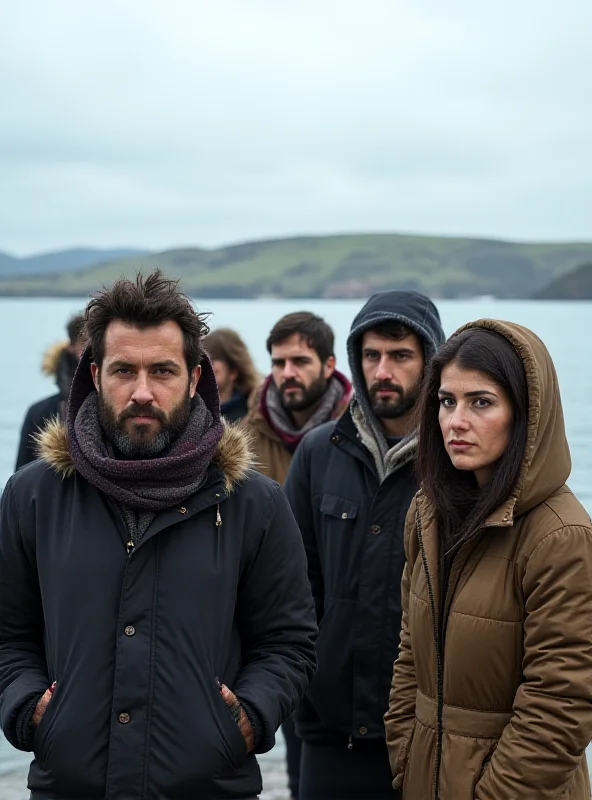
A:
[[212, 678, 249, 771], [320, 494, 359, 522], [32, 683, 60, 768]]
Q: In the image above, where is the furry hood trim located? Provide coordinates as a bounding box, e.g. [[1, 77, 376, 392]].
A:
[[33, 417, 256, 493]]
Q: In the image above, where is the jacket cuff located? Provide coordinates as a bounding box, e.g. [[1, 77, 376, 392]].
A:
[[16, 694, 43, 751], [238, 698, 264, 750]]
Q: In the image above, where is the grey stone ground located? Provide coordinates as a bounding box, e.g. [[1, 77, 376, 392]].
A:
[[0, 744, 290, 800]]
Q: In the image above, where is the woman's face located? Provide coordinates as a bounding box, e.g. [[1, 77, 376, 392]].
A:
[[438, 362, 514, 487]]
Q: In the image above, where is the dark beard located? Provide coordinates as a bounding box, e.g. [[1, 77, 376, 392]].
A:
[[279, 373, 329, 412], [369, 377, 421, 419], [98, 391, 192, 459]]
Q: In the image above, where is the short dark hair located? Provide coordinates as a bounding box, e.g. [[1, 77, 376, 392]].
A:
[[84, 270, 209, 370], [416, 327, 528, 553], [66, 313, 86, 346], [266, 312, 335, 363], [368, 321, 415, 342]]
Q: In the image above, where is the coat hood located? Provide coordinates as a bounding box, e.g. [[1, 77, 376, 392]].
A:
[[34, 344, 255, 494], [346, 290, 445, 474], [347, 289, 445, 407], [41, 340, 79, 400], [452, 319, 572, 521], [41, 340, 69, 376]]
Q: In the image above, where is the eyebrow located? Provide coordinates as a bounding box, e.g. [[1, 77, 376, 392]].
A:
[[271, 355, 313, 363], [152, 360, 181, 369], [364, 347, 416, 356], [108, 359, 181, 370], [438, 389, 498, 397]]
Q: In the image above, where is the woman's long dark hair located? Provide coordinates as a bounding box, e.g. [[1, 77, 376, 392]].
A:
[[416, 327, 529, 553]]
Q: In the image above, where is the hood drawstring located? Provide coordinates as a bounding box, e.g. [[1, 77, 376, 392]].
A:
[[215, 504, 222, 527]]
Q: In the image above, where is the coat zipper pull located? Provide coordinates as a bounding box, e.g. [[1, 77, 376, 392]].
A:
[[126, 540, 135, 555], [215, 504, 222, 528], [347, 734, 353, 751]]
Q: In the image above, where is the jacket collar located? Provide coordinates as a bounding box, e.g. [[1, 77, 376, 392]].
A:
[[34, 416, 255, 494]]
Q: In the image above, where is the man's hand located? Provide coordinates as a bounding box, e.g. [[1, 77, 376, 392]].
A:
[[32, 682, 55, 728], [220, 683, 254, 752]]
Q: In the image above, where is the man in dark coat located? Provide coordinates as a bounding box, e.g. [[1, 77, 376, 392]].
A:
[[284, 290, 445, 800], [15, 313, 86, 470], [0, 271, 317, 800]]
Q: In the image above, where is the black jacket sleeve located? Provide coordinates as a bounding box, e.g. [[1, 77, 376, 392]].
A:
[[284, 437, 324, 622], [0, 480, 50, 749], [234, 484, 317, 753], [15, 407, 39, 471]]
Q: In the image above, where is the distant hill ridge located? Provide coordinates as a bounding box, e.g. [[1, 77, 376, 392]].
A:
[[536, 261, 592, 300], [0, 247, 148, 277], [1, 233, 592, 299]]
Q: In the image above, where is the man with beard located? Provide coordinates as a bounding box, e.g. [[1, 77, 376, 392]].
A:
[[0, 271, 317, 800], [245, 311, 352, 486], [244, 311, 351, 800], [284, 290, 445, 800]]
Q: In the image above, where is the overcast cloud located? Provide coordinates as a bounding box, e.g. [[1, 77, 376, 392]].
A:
[[1, 0, 591, 254]]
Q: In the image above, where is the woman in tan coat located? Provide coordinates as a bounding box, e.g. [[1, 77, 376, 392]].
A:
[[385, 319, 592, 800]]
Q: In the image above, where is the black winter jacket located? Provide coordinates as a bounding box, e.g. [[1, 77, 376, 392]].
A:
[[284, 290, 444, 749], [284, 410, 417, 745], [221, 391, 250, 424], [0, 420, 317, 800], [15, 394, 61, 471]]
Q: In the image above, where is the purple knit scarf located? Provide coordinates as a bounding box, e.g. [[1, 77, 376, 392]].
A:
[[66, 349, 224, 511]]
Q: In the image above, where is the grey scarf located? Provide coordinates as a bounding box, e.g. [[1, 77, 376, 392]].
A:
[[351, 400, 417, 482], [262, 372, 352, 451]]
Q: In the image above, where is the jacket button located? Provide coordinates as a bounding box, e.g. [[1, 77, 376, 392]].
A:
[[359, 726, 368, 735], [124, 625, 136, 636], [178, 507, 188, 515], [341, 512, 348, 519], [118, 712, 131, 724], [331, 435, 340, 443], [370, 524, 381, 535]]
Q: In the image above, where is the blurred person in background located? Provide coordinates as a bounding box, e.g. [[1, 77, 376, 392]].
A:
[[15, 312, 86, 470], [244, 310, 352, 800], [385, 320, 592, 800], [284, 291, 445, 800], [203, 327, 261, 422]]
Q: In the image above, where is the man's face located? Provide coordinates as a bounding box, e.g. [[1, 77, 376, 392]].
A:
[[361, 330, 424, 419], [270, 333, 335, 412], [91, 320, 200, 458]]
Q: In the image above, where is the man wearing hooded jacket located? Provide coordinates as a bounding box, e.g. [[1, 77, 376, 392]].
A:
[[284, 290, 445, 800], [0, 271, 317, 800]]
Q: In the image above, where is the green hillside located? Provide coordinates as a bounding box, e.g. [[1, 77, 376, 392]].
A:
[[1, 233, 591, 299], [536, 262, 592, 300]]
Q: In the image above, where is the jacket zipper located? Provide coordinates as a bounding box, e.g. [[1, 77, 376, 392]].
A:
[[415, 506, 444, 800], [126, 540, 135, 555]]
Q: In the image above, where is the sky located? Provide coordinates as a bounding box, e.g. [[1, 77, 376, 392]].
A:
[[1, 0, 591, 255]]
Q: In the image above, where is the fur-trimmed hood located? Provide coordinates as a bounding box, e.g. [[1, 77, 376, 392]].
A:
[[42, 340, 70, 376], [34, 417, 256, 493]]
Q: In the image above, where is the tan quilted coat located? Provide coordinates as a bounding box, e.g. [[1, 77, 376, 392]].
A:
[[385, 320, 592, 800]]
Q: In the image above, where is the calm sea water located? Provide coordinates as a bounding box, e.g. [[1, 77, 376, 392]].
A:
[[0, 297, 590, 774]]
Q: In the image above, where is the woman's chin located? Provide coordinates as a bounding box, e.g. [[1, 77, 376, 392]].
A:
[[448, 453, 477, 472]]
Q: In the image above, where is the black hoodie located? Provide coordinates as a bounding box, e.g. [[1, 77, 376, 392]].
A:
[[284, 290, 444, 746]]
